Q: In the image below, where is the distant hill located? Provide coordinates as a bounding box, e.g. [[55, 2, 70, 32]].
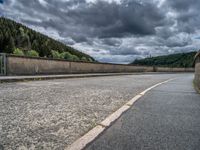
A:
[[0, 17, 94, 62], [131, 52, 196, 68]]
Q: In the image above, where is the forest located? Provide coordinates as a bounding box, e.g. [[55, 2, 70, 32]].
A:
[[131, 52, 196, 68], [0, 17, 94, 62]]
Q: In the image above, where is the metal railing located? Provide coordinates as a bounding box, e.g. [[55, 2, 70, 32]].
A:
[[0, 53, 6, 76]]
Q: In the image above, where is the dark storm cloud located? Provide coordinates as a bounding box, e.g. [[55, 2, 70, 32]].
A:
[[8, 0, 167, 39], [166, 0, 200, 33], [110, 47, 141, 55], [165, 35, 192, 48], [101, 38, 122, 47], [1, 0, 199, 63], [65, 0, 166, 38], [166, 0, 197, 11]]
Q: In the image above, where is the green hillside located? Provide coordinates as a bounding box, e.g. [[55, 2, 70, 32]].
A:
[[131, 52, 196, 68], [0, 17, 94, 62]]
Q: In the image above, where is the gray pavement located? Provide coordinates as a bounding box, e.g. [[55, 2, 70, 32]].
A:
[[0, 73, 181, 150], [85, 74, 200, 150], [0, 72, 181, 83], [0, 73, 136, 83]]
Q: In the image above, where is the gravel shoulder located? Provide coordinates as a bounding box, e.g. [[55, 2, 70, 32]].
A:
[[0, 73, 184, 149]]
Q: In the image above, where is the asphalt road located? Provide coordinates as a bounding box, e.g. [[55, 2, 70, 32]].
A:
[[0, 73, 192, 149], [85, 74, 200, 150]]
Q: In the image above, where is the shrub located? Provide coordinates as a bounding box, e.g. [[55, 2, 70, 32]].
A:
[[51, 50, 61, 59], [59, 52, 65, 59], [88, 58, 93, 62], [13, 48, 24, 56], [72, 55, 80, 61], [62, 52, 74, 61], [51, 50, 81, 61], [26, 50, 39, 57], [81, 57, 87, 62]]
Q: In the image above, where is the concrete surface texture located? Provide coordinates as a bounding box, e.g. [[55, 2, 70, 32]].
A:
[[6, 55, 152, 75], [85, 74, 200, 150], [194, 51, 200, 90], [195, 63, 200, 90], [0, 73, 181, 149], [5, 55, 194, 75], [0, 73, 140, 83], [156, 67, 194, 72]]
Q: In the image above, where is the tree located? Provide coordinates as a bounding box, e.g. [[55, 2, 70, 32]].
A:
[[32, 40, 39, 52], [72, 55, 80, 61], [26, 50, 39, 57], [13, 48, 24, 56], [81, 57, 87, 62], [0, 17, 95, 61], [61, 52, 73, 61], [88, 58, 93, 62], [51, 50, 60, 59], [4, 36, 15, 53]]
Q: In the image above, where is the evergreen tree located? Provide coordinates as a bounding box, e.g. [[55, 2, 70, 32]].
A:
[[4, 36, 15, 53], [131, 52, 196, 68], [0, 17, 95, 62]]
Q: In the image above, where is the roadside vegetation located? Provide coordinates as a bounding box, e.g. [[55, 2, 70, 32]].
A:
[[131, 52, 196, 68], [13, 48, 40, 57], [0, 17, 95, 62], [12, 48, 94, 62]]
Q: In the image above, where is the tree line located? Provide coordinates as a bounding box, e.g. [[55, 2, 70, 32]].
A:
[[131, 52, 196, 68], [0, 17, 94, 62]]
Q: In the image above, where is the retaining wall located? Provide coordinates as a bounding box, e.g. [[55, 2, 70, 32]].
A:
[[4, 54, 194, 75], [194, 52, 200, 90], [5, 55, 153, 75], [156, 67, 194, 72]]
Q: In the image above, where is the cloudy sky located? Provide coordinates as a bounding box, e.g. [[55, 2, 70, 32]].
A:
[[0, 0, 200, 63]]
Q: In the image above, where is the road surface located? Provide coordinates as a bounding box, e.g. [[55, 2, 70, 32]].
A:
[[85, 74, 200, 150], [0, 73, 195, 149]]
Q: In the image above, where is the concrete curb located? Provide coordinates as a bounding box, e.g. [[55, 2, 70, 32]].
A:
[[0, 72, 183, 83], [0, 73, 141, 83], [66, 78, 176, 150]]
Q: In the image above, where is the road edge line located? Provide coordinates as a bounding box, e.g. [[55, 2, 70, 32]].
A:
[[66, 78, 176, 150]]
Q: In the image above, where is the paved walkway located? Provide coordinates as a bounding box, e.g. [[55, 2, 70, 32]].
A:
[[86, 74, 200, 150], [0, 72, 178, 83], [0, 73, 135, 82], [1, 73, 182, 149]]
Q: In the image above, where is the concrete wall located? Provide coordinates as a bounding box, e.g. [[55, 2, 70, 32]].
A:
[[6, 55, 153, 75], [6, 55, 71, 75], [156, 67, 194, 72], [194, 53, 200, 90], [5, 54, 194, 76], [70, 62, 152, 74]]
